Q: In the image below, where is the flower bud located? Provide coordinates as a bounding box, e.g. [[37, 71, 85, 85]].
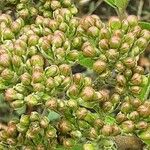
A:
[[93, 60, 106, 74], [28, 34, 39, 46], [99, 39, 109, 50], [31, 55, 44, 67], [103, 101, 113, 112], [136, 121, 148, 130], [7, 138, 17, 146], [84, 77, 92, 86], [63, 138, 75, 148], [67, 99, 78, 110], [67, 50, 79, 61], [83, 143, 95, 150], [70, 130, 82, 138], [54, 75, 64, 87], [1, 68, 14, 80], [116, 113, 127, 123], [24, 94, 38, 107], [58, 120, 72, 133], [110, 93, 120, 104], [2, 28, 14, 40], [130, 98, 141, 108], [67, 84, 79, 99], [109, 36, 121, 49], [140, 29, 150, 41], [33, 83, 45, 92], [121, 120, 134, 133], [115, 85, 125, 94], [116, 74, 126, 86], [88, 127, 98, 139], [127, 15, 138, 27], [101, 125, 112, 136], [123, 32, 135, 45], [136, 37, 147, 49], [112, 125, 120, 136], [113, 29, 123, 38], [32, 71, 43, 83], [106, 49, 119, 61], [20, 115, 30, 126], [46, 126, 57, 138], [45, 65, 59, 78], [76, 107, 88, 119], [20, 73, 31, 86], [130, 73, 142, 85], [115, 62, 125, 73], [11, 21, 21, 33], [123, 57, 136, 68], [45, 77, 55, 90], [59, 64, 71, 76], [30, 111, 40, 122], [73, 73, 84, 85], [100, 28, 111, 39], [109, 17, 122, 30], [81, 86, 95, 101], [133, 66, 144, 74], [7, 122, 17, 137], [51, 0, 61, 10], [0, 53, 11, 67], [121, 102, 131, 114], [130, 86, 141, 95], [45, 98, 58, 110], [40, 116, 49, 128], [87, 26, 99, 37], [120, 43, 130, 54], [11, 100, 24, 109], [137, 105, 150, 117], [72, 37, 82, 48]]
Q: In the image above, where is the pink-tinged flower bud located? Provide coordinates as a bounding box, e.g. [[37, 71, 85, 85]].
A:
[[136, 121, 148, 130], [67, 84, 79, 99], [81, 86, 95, 101], [2, 28, 14, 40], [106, 49, 119, 61], [45, 65, 59, 77], [99, 39, 109, 50], [20, 73, 31, 86], [133, 66, 144, 74], [130, 98, 141, 108], [58, 120, 72, 133], [48, 19, 59, 31], [20, 115, 30, 126], [76, 107, 88, 119], [113, 29, 123, 38], [35, 16, 44, 25], [136, 37, 148, 49], [93, 60, 106, 74], [137, 105, 150, 117], [109, 36, 121, 49], [130, 86, 141, 95], [11, 21, 21, 33], [24, 94, 38, 107], [45, 98, 58, 110], [30, 55, 44, 67], [123, 57, 136, 68], [115, 62, 125, 73], [0, 14, 12, 24], [82, 44, 97, 57], [59, 64, 71, 76], [51, 35, 63, 48], [28, 34, 39, 46], [12, 55, 22, 67], [129, 111, 139, 120], [121, 19, 129, 32], [73, 73, 84, 85], [50, 0, 61, 10], [62, 0, 72, 7], [40, 116, 49, 128], [0, 53, 11, 67], [101, 125, 113, 136], [32, 71, 43, 83], [115, 85, 125, 94], [33, 83, 45, 92], [67, 50, 79, 61], [140, 29, 150, 41], [18, 8, 30, 19], [87, 26, 99, 37], [116, 112, 127, 123], [7, 121, 17, 137], [121, 120, 134, 133], [109, 17, 121, 30], [116, 74, 126, 86], [123, 32, 135, 45], [14, 44, 26, 56], [46, 77, 55, 90], [127, 15, 138, 27], [130, 73, 142, 85], [100, 28, 111, 39]]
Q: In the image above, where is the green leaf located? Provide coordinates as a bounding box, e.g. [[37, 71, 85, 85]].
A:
[[78, 54, 94, 69], [115, 0, 129, 10], [47, 110, 61, 121], [139, 22, 150, 30], [15, 105, 26, 115], [104, 115, 116, 125], [104, 0, 116, 9]]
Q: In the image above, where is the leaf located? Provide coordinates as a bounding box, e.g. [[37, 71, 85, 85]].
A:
[[115, 0, 129, 11], [104, 115, 116, 125], [78, 54, 94, 69], [15, 105, 27, 115], [139, 22, 150, 30], [47, 110, 61, 121], [104, 0, 117, 9]]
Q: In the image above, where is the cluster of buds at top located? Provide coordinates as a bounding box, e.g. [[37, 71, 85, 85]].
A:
[[0, 0, 150, 149]]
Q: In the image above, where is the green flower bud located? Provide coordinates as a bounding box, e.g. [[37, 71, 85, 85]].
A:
[[78, 120, 91, 130], [46, 77, 55, 90], [2, 28, 14, 40], [67, 99, 78, 110], [93, 60, 106, 74], [12, 55, 22, 67], [70, 5, 78, 15], [120, 42, 130, 54], [59, 64, 71, 76], [109, 36, 121, 49], [32, 71, 43, 83], [130, 86, 141, 95], [110, 93, 120, 104], [20, 115, 30, 126], [11, 21, 21, 33], [101, 125, 113, 136], [99, 39, 109, 50], [116, 112, 127, 123], [121, 120, 134, 133], [30, 55, 44, 67], [136, 121, 148, 130], [87, 26, 99, 37], [81, 86, 95, 101], [121, 19, 129, 32], [45, 98, 57, 110], [137, 105, 150, 117], [140, 29, 150, 41], [124, 69, 132, 79], [135, 37, 147, 49], [16, 123, 28, 133], [67, 50, 79, 61], [127, 15, 138, 27], [58, 120, 72, 133], [84, 77, 92, 86], [72, 37, 82, 48], [5, 88, 23, 102], [40, 116, 49, 128], [1, 68, 14, 80], [45, 65, 59, 77], [46, 126, 57, 138], [123, 32, 135, 45], [0, 130, 8, 141], [30, 111, 40, 122], [59, 22, 68, 32], [67, 84, 79, 99], [18, 8, 29, 19], [103, 101, 113, 112], [70, 130, 82, 138], [51, 0, 61, 10], [121, 102, 131, 114], [28, 34, 39, 46], [109, 17, 122, 30], [33, 83, 45, 92], [116, 74, 126, 86], [129, 111, 139, 120], [123, 57, 136, 68], [0, 53, 11, 67], [54, 75, 64, 87], [100, 28, 111, 39], [11, 100, 24, 109], [24, 94, 38, 107]]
